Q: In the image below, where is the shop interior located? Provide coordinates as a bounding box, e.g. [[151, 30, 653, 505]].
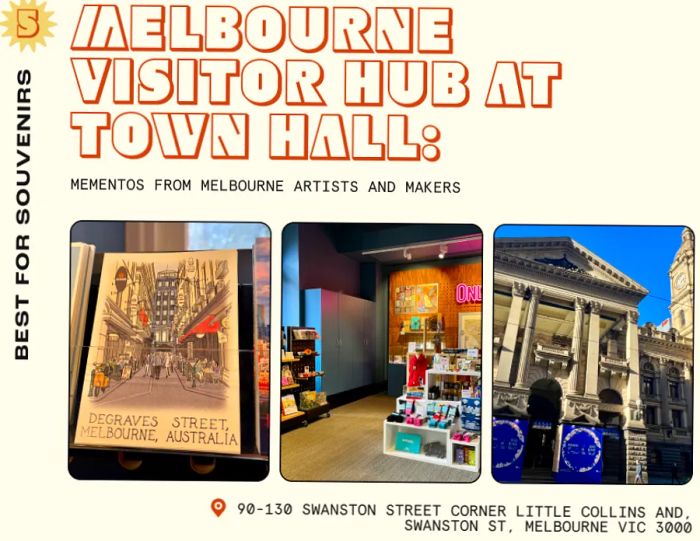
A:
[[281, 223, 483, 482]]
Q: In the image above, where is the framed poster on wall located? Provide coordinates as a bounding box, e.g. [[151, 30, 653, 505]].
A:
[[395, 283, 439, 314]]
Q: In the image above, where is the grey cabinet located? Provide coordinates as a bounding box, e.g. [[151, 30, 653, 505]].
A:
[[304, 289, 376, 395], [362, 301, 376, 385]]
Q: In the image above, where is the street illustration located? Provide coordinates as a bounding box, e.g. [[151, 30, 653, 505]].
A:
[[74, 250, 241, 454]]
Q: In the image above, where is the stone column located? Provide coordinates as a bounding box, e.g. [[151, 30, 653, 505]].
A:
[[567, 297, 587, 394], [584, 301, 602, 397], [495, 282, 526, 384], [625, 429, 648, 484], [659, 358, 670, 427], [515, 286, 542, 387], [622, 310, 647, 482], [626, 310, 641, 404]]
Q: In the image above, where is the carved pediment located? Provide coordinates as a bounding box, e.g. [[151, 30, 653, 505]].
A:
[[493, 390, 528, 416], [565, 398, 601, 425], [495, 237, 649, 295]]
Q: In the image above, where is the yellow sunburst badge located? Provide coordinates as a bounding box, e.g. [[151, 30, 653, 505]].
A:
[[1, 0, 55, 51]]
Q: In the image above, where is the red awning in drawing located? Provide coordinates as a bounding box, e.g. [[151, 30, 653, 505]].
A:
[[178, 315, 221, 343]]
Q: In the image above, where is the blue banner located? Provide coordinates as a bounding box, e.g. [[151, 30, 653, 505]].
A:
[[555, 423, 603, 484], [492, 417, 528, 483]]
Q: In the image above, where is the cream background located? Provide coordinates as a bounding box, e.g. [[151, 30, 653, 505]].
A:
[[0, 0, 698, 539]]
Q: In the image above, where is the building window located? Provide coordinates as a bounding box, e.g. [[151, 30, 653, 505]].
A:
[[669, 381, 681, 400], [644, 406, 657, 426], [671, 410, 684, 428], [649, 449, 662, 465], [643, 377, 655, 395], [679, 310, 686, 327]]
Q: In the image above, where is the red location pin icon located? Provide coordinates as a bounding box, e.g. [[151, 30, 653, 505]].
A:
[[211, 498, 226, 517]]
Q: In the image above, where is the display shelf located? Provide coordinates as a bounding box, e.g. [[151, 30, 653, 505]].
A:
[[451, 438, 480, 447], [448, 437, 480, 471], [280, 409, 307, 433], [281, 411, 305, 422], [395, 395, 461, 408], [383, 420, 476, 470], [281, 326, 329, 432], [297, 374, 324, 380], [428, 369, 481, 377], [385, 420, 453, 434], [449, 461, 479, 472], [384, 449, 449, 466], [300, 402, 331, 422], [383, 364, 481, 472]]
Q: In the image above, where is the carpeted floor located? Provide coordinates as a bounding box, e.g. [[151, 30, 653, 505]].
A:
[[281, 393, 479, 482]]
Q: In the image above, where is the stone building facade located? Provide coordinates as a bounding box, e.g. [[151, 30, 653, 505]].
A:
[[493, 230, 693, 484]]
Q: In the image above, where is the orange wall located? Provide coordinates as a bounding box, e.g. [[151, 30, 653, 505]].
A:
[[388, 262, 482, 353]]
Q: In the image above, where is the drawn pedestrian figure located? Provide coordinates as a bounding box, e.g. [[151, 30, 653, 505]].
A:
[[192, 359, 204, 388], [87, 363, 96, 397], [153, 354, 163, 380], [213, 361, 221, 384], [93, 362, 109, 397]]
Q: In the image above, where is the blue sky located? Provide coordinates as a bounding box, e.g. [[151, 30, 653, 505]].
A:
[[496, 225, 685, 325], [187, 223, 270, 250]]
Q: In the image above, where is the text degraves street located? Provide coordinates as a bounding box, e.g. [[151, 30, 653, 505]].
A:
[[79, 414, 238, 447]]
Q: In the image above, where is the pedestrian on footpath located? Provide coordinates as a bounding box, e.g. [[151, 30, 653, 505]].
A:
[[634, 460, 643, 484]]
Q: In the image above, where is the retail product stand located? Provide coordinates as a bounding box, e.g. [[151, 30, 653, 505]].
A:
[[383, 367, 481, 472], [281, 327, 330, 433]]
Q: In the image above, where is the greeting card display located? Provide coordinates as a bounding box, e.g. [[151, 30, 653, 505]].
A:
[[73, 250, 242, 455], [281, 395, 298, 416], [281, 366, 295, 387]]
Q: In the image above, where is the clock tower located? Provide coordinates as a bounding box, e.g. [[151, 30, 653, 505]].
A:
[[669, 227, 694, 340]]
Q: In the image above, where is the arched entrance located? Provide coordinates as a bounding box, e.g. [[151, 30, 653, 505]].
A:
[[599, 388, 626, 483], [523, 379, 562, 477]]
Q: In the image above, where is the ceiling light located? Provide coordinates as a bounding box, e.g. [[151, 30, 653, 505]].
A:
[[361, 234, 482, 257], [439, 244, 448, 259]]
